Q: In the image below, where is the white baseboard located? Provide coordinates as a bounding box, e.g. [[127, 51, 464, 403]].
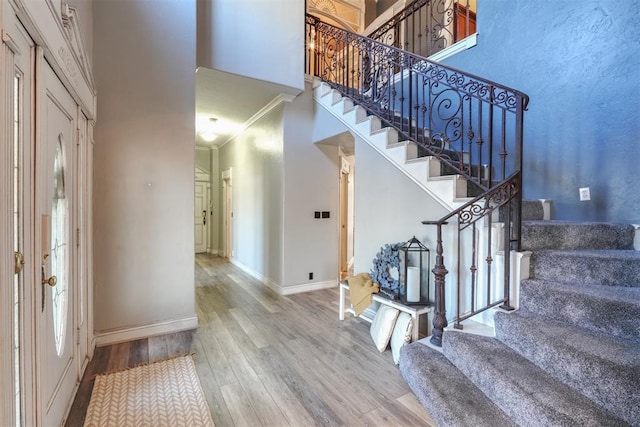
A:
[[230, 257, 264, 281], [95, 316, 198, 347], [277, 280, 338, 295], [207, 248, 219, 255], [230, 258, 338, 295]]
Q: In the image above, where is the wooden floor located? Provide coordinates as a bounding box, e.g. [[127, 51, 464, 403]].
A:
[[65, 254, 435, 426]]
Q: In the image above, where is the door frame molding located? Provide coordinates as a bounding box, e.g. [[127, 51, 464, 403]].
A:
[[0, 0, 96, 425], [0, 36, 19, 427], [221, 168, 233, 259]]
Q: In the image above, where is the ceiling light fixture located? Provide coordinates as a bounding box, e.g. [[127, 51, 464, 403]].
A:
[[197, 117, 219, 142], [200, 132, 218, 142]]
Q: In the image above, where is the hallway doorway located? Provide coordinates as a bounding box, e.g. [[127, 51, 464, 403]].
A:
[[339, 153, 354, 280]]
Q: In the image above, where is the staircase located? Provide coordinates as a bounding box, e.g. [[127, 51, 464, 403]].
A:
[[314, 81, 471, 212], [399, 219, 640, 426], [307, 7, 639, 426]]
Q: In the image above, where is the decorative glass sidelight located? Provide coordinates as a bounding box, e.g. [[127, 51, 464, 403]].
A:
[[13, 70, 22, 427], [51, 135, 69, 356]]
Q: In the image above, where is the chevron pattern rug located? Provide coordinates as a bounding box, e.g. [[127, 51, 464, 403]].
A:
[[84, 355, 214, 427]]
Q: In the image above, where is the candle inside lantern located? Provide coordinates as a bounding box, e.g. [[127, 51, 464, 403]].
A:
[[407, 266, 420, 302]]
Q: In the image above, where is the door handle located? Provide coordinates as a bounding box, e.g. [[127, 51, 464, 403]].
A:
[[41, 254, 57, 287], [202, 210, 207, 225], [14, 251, 25, 274], [42, 275, 57, 287]]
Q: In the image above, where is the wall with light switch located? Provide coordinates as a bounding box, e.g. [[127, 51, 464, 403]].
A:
[[443, 0, 640, 222], [282, 84, 341, 292]]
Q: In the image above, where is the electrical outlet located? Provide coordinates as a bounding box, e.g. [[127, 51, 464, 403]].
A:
[[309, 272, 313, 280], [579, 187, 591, 201]]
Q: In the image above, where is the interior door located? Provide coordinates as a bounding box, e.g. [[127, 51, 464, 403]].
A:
[[37, 59, 78, 427], [195, 181, 208, 253], [339, 170, 349, 277]]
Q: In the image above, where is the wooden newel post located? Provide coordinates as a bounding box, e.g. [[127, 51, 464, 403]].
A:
[[430, 224, 448, 347]]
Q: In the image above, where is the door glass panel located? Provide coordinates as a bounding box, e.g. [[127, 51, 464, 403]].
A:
[[51, 135, 68, 356]]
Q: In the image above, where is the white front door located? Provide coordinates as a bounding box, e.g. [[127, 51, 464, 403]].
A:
[[37, 59, 78, 427], [2, 19, 36, 427], [195, 181, 209, 253]]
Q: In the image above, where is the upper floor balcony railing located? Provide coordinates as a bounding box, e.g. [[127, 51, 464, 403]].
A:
[[368, 0, 476, 59]]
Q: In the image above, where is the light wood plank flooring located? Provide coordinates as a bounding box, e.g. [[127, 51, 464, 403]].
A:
[[66, 254, 435, 426]]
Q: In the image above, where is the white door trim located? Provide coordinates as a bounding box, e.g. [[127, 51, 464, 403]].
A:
[[222, 168, 232, 259]]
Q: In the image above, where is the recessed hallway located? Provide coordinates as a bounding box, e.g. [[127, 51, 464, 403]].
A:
[[66, 254, 434, 426]]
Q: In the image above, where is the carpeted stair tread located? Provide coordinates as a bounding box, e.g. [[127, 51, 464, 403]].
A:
[[399, 342, 516, 427], [521, 200, 545, 221], [443, 331, 626, 427], [519, 279, 640, 341], [522, 221, 635, 251], [531, 249, 640, 287], [494, 311, 640, 425], [499, 200, 546, 222]]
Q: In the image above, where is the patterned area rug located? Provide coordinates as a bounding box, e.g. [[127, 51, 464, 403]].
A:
[[84, 355, 214, 427]]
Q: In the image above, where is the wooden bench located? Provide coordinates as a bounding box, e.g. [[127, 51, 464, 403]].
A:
[[339, 280, 431, 342]]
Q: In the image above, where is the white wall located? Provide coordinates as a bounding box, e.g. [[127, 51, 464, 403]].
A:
[[311, 101, 353, 143], [92, 0, 196, 333], [197, 0, 304, 91], [218, 105, 285, 286], [215, 85, 344, 293], [353, 136, 448, 275], [195, 147, 211, 172], [282, 87, 341, 289]]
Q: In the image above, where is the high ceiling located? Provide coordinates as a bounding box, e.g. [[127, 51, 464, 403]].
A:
[[195, 68, 302, 148]]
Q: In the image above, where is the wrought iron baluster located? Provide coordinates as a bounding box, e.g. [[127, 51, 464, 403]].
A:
[[485, 199, 494, 307], [500, 108, 507, 181], [455, 222, 462, 329], [500, 198, 514, 311], [488, 86, 495, 187], [476, 98, 485, 187]]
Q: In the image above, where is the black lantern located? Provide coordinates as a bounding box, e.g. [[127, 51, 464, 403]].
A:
[[399, 236, 430, 305]]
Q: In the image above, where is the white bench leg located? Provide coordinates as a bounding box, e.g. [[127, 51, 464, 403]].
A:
[[411, 313, 419, 342]]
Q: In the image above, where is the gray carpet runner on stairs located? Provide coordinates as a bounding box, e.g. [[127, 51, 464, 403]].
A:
[[399, 207, 640, 426]]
